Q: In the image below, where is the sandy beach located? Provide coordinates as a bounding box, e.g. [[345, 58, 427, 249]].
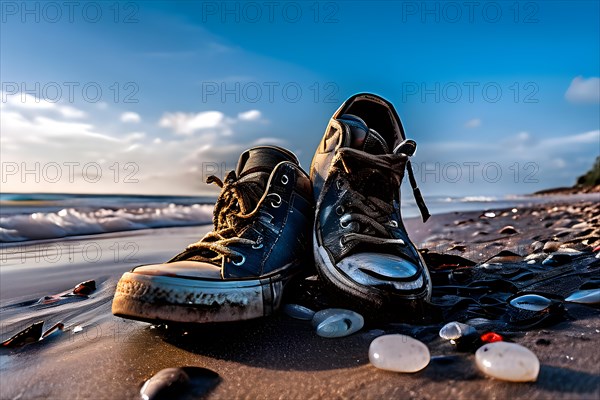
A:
[[1, 197, 599, 400]]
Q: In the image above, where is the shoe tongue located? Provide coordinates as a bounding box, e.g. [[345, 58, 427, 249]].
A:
[[236, 146, 296, 181], [361, 129, 390, 155], [338, 114, 390, 154]]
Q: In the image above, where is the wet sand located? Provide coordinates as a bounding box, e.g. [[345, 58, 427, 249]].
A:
[[1, 200, 599, 400]]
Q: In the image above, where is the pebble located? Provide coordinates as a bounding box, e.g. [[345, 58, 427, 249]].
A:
[[475, 342, 540, 382], [140, 367, 219, 400], [572, 221, 590, 229], [312, 308, 364, 338], [509, 294, 552, 311], [72, 280, 96, 295], [141, 368, 190, 400], [369, 334, 430, 373], [542, 250, 584, 266], [483, 212, 496, 218], [282, 304, 316, 320], [543, 241, 561, 253], [531, 241, 544, 252], [439, 322, 476, 340], [564, 289, 600, 305], [499, 225, 518, 235], [525, 253, 545, 262]]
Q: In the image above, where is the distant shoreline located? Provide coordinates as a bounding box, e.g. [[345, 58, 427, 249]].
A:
[[532, 185, 600, 196]]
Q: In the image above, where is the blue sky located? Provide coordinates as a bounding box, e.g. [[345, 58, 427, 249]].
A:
[[1, 0, 599, 196]]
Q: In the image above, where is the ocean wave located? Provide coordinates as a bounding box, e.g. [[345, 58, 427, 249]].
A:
[[459, 196, 498, 202], [0, 204, 214, 242]]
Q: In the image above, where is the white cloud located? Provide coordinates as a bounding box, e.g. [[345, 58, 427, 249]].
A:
[[124, 132, 146, 141], [158, 108, 266, 136], [159, 111, 225, 135], [57, 105, 86, 118], [552, 158, 567, 169], [1, 99, 279, 195], [253, 137, 287, 146], [120, 111, 141, 123], [238, 109, 261, 121], [4, 93, 87, 118], [464, 118, 481, 128], [541, 130, 599, 147], [565, 76, 600, 103], [416, 129, 600, 196]]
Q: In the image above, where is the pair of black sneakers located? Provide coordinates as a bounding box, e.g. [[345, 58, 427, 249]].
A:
[[112, 93, 431, 324]]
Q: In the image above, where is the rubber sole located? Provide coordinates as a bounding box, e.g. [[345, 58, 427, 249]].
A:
[[112, 271, 291, 324]]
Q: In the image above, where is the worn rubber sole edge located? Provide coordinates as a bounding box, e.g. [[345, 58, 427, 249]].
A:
[[112, 272, 285, 324]]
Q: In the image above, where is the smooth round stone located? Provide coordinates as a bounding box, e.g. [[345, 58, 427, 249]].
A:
[[475, 342, 540, 382], [140, 368, 190, 400], [316, 315, 362, 338], [369, 334, 430, 373], [311, 308, 362, 328], [140, 367, 219, 400], [565, 289, 600, 305], [312, 308, 364, 338], [543, 241, 561, 253], [439, 321, 476, 340], [509, 294, 552, 311], [542, 250, 583, 266], [282, 304, 316, 320]]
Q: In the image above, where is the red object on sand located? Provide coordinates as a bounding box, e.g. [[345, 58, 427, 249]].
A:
[[481, 332, 504, 343]]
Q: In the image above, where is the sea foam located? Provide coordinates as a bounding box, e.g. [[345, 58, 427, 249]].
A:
[[0, 204, 214, 242]]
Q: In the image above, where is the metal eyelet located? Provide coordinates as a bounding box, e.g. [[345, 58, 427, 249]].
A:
[[281, 174, 289, 185], [389, 220, 398, 228], [340, 219, 350, 229], [268, 193, 282, 208], [252, 243, 264, 249], [335, 205, 345, 215], [232, 255, 246, 266]]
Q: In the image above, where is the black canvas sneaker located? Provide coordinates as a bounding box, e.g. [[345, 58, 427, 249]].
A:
[[310, 93, 431, 312], [112, 146, 314, 324]]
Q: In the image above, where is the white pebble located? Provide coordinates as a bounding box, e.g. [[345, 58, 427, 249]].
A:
[[475, 342, 540, 382], [282, 304, 316, 320], [439, 321, 476, 340], [509, 294, 552, 311], [312, 308, 363, 338], [369, 334, 430, 373]]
